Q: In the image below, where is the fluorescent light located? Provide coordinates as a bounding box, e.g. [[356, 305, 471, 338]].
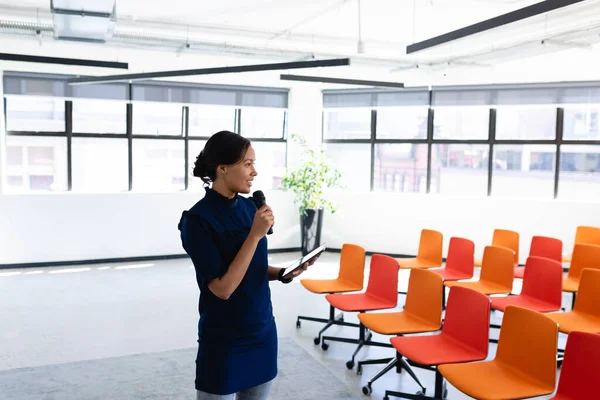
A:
[[49, 267, 92, 274], [114, 263, 154, 270]]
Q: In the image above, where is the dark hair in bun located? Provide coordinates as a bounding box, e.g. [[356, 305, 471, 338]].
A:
[[193, 130, 251, 185]]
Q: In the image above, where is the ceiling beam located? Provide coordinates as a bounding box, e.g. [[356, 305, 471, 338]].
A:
[[406, 0, 585, 54], [0, 53, 128, 69], [280, 74, 404, 88], [67, 58, 351, 85]]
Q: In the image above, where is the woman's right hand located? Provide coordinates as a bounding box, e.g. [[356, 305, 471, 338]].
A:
[[250, 205, 274, 239]]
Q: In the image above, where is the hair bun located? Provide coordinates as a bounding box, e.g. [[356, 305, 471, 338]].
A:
[[193, 150, 211, 184]]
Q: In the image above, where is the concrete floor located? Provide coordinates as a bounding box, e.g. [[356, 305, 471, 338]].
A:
[[0, 252, 571, 399]]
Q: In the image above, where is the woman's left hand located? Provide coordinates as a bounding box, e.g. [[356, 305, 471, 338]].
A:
[[288, 254, 320, 278]]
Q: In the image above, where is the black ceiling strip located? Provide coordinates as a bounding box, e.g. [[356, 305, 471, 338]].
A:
[[0, 53, 128, 69], [406, 0, 585, 54], [67, 58, 351, 85], [51, 7, 112, 18], [280, 74, 404, 88]]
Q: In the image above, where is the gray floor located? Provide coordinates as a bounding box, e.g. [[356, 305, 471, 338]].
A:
[[0, 252, 570, 399]]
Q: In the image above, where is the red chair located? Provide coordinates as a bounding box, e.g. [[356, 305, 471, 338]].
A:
[[322, 254, 399, 369], [429, 237, 475, 307], [493, 256, 563, 313], [514, 236, 562, 279], [384, 287, 491, 400], [549, 331, 600, 400]]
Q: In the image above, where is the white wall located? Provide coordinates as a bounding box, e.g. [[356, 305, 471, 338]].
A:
[[322, 191, 600, 264]]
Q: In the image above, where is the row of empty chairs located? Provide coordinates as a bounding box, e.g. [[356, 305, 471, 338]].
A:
[[296, 226, 600, 399]]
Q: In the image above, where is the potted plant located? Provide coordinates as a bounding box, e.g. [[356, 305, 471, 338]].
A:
[[282, 134, 343, 255]]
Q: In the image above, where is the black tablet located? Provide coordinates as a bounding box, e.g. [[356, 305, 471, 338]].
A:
[[281, 244, 327, 280]]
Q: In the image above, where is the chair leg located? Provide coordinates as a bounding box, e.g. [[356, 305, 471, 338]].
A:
[[442, 285, 446, 310], [572, 293, 577, 310], [361, 356, 399, 396], [382, 367, 445, 400], [297, 305, 360, 345], [322, 323, 391, 369]]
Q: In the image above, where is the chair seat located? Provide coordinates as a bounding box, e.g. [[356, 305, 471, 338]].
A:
[[358, 311, 440, 335], [390, 334, 487, 366], [398, 257, 440, 269], [445, 280, 511, 295], [514, 266, 525, 279], [492, 295, 560, 313], [301, 278, 362, 294], [325, 292, 396, 313], [562, 276, 579, 292], [439, 360, 554, 400], [430, 267, 472, 281], [545, 311, 600, 334]]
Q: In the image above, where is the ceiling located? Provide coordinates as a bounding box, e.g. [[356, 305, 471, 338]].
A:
[[0, 0, 599, 85]]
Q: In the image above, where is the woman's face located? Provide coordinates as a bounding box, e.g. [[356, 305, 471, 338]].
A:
[[220, 145, 258, 194]]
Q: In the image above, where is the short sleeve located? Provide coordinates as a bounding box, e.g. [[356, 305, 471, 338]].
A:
[[180, 213, 224, 285]]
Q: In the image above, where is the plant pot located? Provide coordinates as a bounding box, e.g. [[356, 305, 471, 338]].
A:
[[300, 208, 323, 256]]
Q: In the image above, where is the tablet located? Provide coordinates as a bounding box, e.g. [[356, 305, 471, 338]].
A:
[[282, 244, 327, 279]]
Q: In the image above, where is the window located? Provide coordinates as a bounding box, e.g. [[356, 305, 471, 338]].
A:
[[132, 139, 185, 192], [563, 107, 600, 140], [188, 105, 236, 137], [492, 145, 556, 198], [431, 144, 489, 196], [72, 99, 127, 134], [71, 138, 129, 192], [375, 107, 428, 139], [5, 96, 65, 132], [433, 107, 489, 139], [495, 107, 557, 140], [558, 145, 600, 201], [240, 108, 286, 139], [133, 102, 183, 136], [324, 143, 371, 192], [323, 109, 371, 140], [374, 144, 428, 193], [251, 141, 287, 190], [4, 135, 68, 192]]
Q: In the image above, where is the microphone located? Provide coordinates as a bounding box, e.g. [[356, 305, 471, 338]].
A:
[[252, 190, 273, 235]]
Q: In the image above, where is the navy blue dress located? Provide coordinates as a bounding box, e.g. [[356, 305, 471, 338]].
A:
[[178, 187, 277, 395]]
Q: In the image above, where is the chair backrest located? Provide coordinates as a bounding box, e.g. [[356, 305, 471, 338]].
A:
[[442, 286, 490, 358], [573, 268, 600, 318], [404, 269, 443, 328], [496, 306, 558, 392], [574, 225, 600, 246], [529, 236, 563, 263], [567, 244, 600, 281], [492, 229, 519, 266], [445, 237, 475, 278], [480, 245, 515, 290], [520, 256, 563, 310], [554, 331, 600, 400], [365, 254, 400, 306], [416, 229, 443, 265], [338, 244, 366, 288]]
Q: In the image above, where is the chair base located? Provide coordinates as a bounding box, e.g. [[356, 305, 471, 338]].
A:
[[296, 304, 360, 344], [359, 352, 429, 396], [384, 370, 448, 400], [321, 322, 392, 368]]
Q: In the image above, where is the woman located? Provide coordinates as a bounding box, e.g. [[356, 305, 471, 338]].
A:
[[179, 130, 315, 400]]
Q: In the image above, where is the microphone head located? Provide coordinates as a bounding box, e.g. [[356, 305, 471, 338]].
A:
[[252, 190, 265, 201]]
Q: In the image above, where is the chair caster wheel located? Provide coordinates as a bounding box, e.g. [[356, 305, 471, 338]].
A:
[[416, 389, 427, 396], [443, 388, 448, 399], [362, 385, 371, 395], [313, 337, 320, 345], [321, 343, 329, 351], [357, 366, 362, 375], [383, 396, 389, 400], [346, 360, 355, 369], [296, 320, 301, 328]]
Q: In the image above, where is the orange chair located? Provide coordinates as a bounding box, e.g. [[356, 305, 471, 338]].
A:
[[398, 229, 443, 269], [383, 287, 491, 400], [429, 237, 474, 308], [356, 269, 443, 395], [492, 256, 563, 313], [562, 243, 600, 309], [547, 268, 600, 334], [549, 331, 600, 400], [321, 254, 399, 369], [439, 306, 558, 400], [445, 245, 514, 296], [514, 235, 562, 279], [474, 229, 519, 267], [563, 225, 600, 262], [297, 244, 366, 344]]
